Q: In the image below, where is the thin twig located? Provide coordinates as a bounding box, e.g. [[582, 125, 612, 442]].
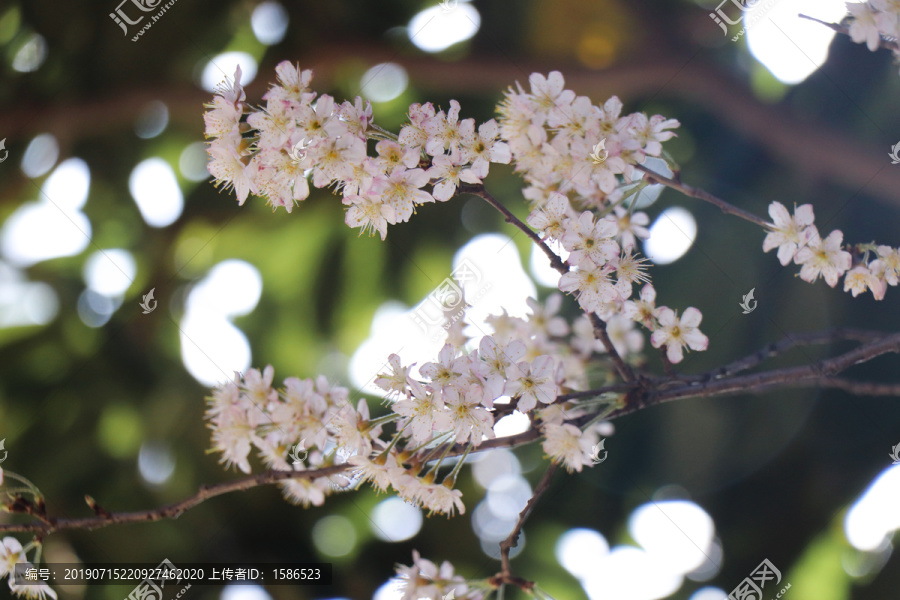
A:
[[460, 183, 569, 275], [460, 183, 637, 385], [498, 462, 559, 578], [634, 164, 770, 228], [666, 327, 886, 385], [590, 313, 637, 382], [798, 13, 900, 53], [3, 333, 898, 536], [819, 378, 900, 396], [0, 465, 350, 534]]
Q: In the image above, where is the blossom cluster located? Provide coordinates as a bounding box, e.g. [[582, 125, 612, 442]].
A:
[[497, 71, 679, 208], [497, 71, 707, 364], [205, 293, 643, 516], [205, 366, 377, 506], [203, 62, 510, 239], [0, 535, 56, 600], [762, 201, 898, 300], [527, 190, 708, 364], [393, 550, 484, 600], [204, 65, 709, 363], [846, 1, 900, 71]]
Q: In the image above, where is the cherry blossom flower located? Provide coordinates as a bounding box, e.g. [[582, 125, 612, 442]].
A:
[[343, 193, 392, 240], [558, 261, 620, 314], [848, 2, 883, 50], [844, 265, 887, 300], [422, 482, 467, 517], [548, 95, 601, 141], [460, 119, 511, 178], [279, 474, 330, 507], [524, 294, 569, 339], [527, 71, 576, 123], [336, 96, 373, 138], [330, 399, 375, 456], [373, 140, 419, 174], [424, 100, 474, 156], [527, 192, 571, 241], [264, 61, 315, 104], [476, 336, 526, 401], [426, 151, 481, 201], [395, 551, 475, 600], [623, 283, 658, 329], [628, 113, 680, 156], [398, 102, 436, 153], [392, 384, 450, 443], [247, 98, 296, 149], [218, 64, 246, 106], [0, 537, 25, 578], [570, 314, 604, 357], [203, 95, 242, 139], [419, 344, 468, 396], [207, 140, 259, 205], [506, 355, 559, 413], [562, 211, 620, 268], [762, 201, 815, 266], [369, 168, 434, 224], [348, 452, 400, 493], [542, 423, 594, 473], [375, 354, 415, 398], [870, 245, 900, 286], [310, 135, 367, 189], [209, 401, 256, 474], [794, 227, 852, 287], [604, 314, 645, 357], [445, 387, 494, 446], [8, 563, 57, 600], [650, 307, 709, 364], [613, 249, 652, 298], [612, 205, 651, 250]]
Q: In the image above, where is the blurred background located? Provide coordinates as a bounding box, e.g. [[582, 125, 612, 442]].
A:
[[1, 0, 900, 599]]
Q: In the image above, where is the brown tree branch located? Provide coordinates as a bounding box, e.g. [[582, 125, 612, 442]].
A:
[[492, 461, 559, 590], [667, 327, 887, 385], [6, 45, 900, 211], [3, 328, 897, 536], [459, 183, 637, 382], [590, 313, 637, 383], [0, 464, 350, 534], [635, 163, 770, 228], [459, 183, 568, 275]]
